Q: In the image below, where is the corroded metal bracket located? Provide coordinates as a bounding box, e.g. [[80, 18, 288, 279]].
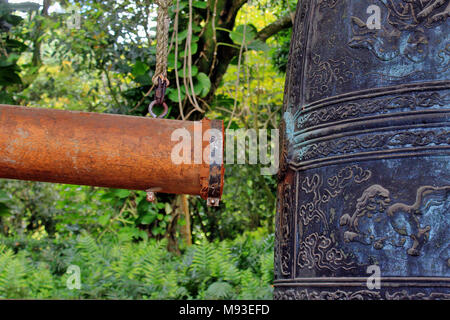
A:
[[200, 119, 225, 207]]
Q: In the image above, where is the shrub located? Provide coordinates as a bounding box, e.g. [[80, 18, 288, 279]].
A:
[[0, 232, 273, 299]]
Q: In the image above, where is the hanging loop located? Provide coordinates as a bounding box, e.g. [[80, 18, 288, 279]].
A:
[[148, 101, 168, 118]]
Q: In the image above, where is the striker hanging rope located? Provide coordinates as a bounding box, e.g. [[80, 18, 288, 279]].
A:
[[153, 0, 172, 86], [148, 0, 172, 118]]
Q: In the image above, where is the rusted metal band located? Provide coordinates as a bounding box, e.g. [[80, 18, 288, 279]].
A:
[[205, 119, 224, 206]]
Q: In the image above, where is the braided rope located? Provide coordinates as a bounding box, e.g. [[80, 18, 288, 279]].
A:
[[152, 0, 172, 86]]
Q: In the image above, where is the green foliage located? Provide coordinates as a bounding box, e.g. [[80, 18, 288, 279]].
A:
[[271, 28, 291, 73], [0, 243, 56, 298], [0, 231, 273, 299], [0, 2, 27, 103], [0, 180, 177, 244], [193, 164, 276, 241], [204, 282, 234, 299]]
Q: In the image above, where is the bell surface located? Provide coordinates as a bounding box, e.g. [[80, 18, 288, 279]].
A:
[[275, 0, 450, 300]]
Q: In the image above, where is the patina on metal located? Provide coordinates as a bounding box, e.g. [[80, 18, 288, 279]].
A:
[[0, 104, 224, 205], [275, 0, 449, 299]]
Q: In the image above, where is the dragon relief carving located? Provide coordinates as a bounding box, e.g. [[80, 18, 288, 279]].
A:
[[349, 0, 449, 69], [299, 165, 372, 228], [307, 53, 357, 100], [340, 184, 450, 256], [296, 165, 371, 272]]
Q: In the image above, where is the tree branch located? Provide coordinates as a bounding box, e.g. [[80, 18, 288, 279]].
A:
[[257, 12, 293, 42], [225, 0, 249, 24], [201, 6, 294, 105]]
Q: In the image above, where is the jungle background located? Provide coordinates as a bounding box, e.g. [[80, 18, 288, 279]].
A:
[[0, 0, 294, 299]]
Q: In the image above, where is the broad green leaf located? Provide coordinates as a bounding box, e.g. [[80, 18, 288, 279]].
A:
[[0, 67, 22, 85], [0, 203, 10, 216], [114, 189, 131, 199], [138, 198, 150, 212], [193, 1, 208, 9], [177, 65, 198, 78], [168, 53, 182, 69], [134, 74, 152, 86], [230, 24, 269, 52], [137, 230, 148, 240], [177, 29, 188, 42], [176, 32, 198, 44], [0, 190, 10, 202], [141, 213, 156, 225], [171, 1, 187, 12], [168, 87, 186, 103], [180, 42, 198, 58], [195, 72, 211, 97], [151, 226, 163, 236], [192, 24, 202, 33], [118, 228, 134, 242], [204, 282, 234, 299], [157, 203, 165, 209], [230, 24, 257, 45], [248, 39, 270, 52], [98, 214, 110, 226], [5, 14, 23, 27], [131, 60, 149, 77]]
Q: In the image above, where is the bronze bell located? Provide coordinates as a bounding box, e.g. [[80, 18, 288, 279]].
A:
[[275, 0, 449, 300]]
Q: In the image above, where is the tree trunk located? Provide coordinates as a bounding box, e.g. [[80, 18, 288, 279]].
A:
[[180, 194, 192, 246], [194, 1, 294, 105]]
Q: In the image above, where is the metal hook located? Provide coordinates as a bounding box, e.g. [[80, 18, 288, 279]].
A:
[[146, 187, 162, 203], [155, 76, 168, 104], [146, 191, 157, 203], [149, 76, 169, 118]]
